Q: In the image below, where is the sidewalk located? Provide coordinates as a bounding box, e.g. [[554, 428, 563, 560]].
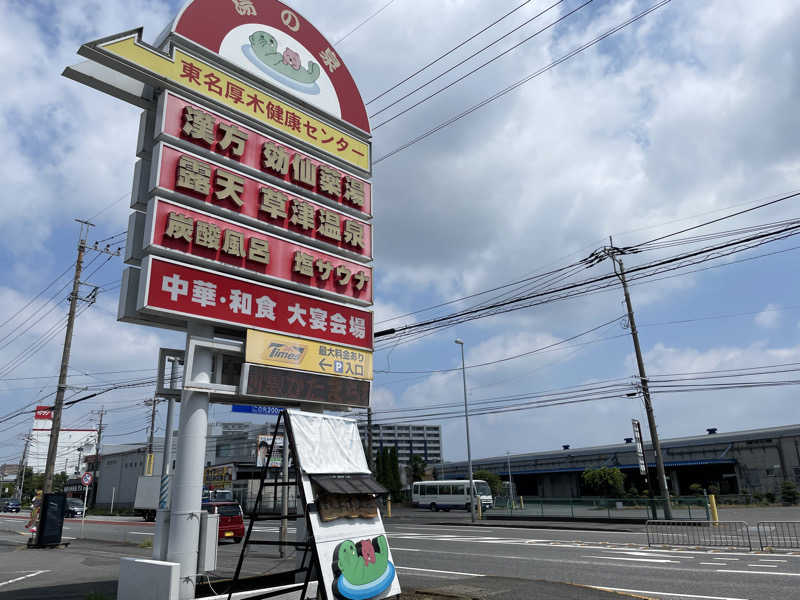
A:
[[404, 577, 646, 599]]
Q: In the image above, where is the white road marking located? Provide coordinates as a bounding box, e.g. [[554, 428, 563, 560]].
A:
[[584, 555, 679, 564], [615, 551, 689, 558], [128, 532, 154, 536], [699, 562, 724, 565], [392, 547, 529, 560], [717, 569, 800, 577], [395, 566, 483, 577], [588, 586, 748, 600], [0, 570, 49, 588], [387, 523, 649, 535], [757, 558, 786, 562], [748, 564, 777, 567]]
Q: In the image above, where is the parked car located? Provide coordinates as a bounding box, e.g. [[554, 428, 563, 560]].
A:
[[64, 498, 85, 518], [202, 501, 245, 543], [1, 500, 20, 513]]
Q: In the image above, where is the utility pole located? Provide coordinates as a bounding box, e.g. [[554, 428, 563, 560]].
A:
[[15, 435, 30, 500], [91, 407, 105, 507], [42, 220, 121, 494], [145, 398, 159, 476], [43, 220, 92, 493], [604, 239, 672, 519], [367, 407, 374, 471]]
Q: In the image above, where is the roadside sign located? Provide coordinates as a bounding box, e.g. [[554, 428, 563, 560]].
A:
[[245, 329, 372, 380], [77, 33, 370, 170], [241, 363, 370, 408], [138, 255, 372, 350], [632, 419, 648, 475], [81, 472, 94, 487], [232, 404, 283, 416]]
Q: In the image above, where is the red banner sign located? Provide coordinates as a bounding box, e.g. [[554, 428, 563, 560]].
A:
[[158, 92, 371, 216], [152, 143, 372, 259], [148, 198, 372, 303], [142, 256, 372, 349], [34, 406, 53, 420]]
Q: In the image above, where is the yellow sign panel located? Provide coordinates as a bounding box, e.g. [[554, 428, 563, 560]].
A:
[[97, 36, 370, 171], [246, 330, 372, 381]]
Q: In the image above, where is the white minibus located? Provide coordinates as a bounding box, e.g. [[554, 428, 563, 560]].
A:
[[411, 479, 493, 512]]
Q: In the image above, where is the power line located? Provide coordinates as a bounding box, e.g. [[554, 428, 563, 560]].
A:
[[374, 315, 624, 374], [374, 0, 671, 164], [365, 0, 534, 105], [371, 0, 580, 127], [334, 0, 397, 46]]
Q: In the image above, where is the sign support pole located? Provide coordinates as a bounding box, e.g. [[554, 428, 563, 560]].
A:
[[167, 321, 212, 600], [81, 483, 89, 539]]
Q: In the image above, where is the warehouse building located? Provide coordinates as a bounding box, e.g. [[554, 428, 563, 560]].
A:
[[441, 424, 800, 497]]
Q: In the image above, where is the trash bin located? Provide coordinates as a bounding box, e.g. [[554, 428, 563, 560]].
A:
[[31, 493, 66, 547]]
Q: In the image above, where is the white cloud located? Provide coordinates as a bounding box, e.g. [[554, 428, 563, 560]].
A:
[[754, 303, 781, 328]]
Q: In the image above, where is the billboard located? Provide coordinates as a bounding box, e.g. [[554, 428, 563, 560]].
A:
[[139, 255, 372, 350], [256, 433, 283, 468], [246, 329, 372, 380], [143, 197, 372, 304]]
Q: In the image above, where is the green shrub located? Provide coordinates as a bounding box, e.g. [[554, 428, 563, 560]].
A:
[[581, 467, 625, 497], [780, 480, 798, 504]]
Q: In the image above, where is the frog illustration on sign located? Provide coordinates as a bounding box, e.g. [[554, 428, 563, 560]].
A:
[[248, 31, 320, 84], [332, 535, 395, 599]]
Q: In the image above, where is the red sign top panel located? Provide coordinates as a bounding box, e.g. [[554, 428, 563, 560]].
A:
[[161, 93, 371, 216], [154, 144, 372, 258], [145, 256, 373, 349], [171, 0, 370, 133]]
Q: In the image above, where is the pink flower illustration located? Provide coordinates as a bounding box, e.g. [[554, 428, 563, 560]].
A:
[[360, 539, 376, 565], [282, 48, 301, 70]]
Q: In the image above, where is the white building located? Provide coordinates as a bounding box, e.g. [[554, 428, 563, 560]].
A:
[[26, 406, 97, 474]]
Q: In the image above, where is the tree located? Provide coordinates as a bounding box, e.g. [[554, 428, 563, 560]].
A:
[[781, 480, 799, 505], [406, 455, 426, 483], [388, 447, 402, 501], [473, 470, 502, 497], [581, 467, 625, 497]]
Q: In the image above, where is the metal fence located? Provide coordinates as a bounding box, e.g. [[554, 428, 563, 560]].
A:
[[757, 521, 800, 551], [646, 520, 752, 550], [492, 496, 709, 521]]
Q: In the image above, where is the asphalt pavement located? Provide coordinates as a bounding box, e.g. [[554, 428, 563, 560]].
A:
[[0, 508, 798, 599]]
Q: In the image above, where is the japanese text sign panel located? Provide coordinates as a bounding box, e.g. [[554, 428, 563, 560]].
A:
[[148, 198, 372, 303], [158, 92, 371, 216], [246, 329, 373, 381], [141, 255, 373, 350], [243, 363, 370, 408], [151, 143, 372, 259], [88, 33, 370, 170]]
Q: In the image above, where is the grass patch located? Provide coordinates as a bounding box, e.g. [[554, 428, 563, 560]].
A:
[[138, 538, 153, 549]]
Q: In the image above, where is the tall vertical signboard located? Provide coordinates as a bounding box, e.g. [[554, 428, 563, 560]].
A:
[[66, 1, 392, 598]]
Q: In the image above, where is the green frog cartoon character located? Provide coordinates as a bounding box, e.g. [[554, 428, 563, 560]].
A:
[[248, 31, 320, 85], [332, 535, 395, 599]]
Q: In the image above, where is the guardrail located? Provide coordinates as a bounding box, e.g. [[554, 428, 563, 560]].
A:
[[757, 521, 800, 551], [492, 496, 709, 521], [646, 520, 752, 550]]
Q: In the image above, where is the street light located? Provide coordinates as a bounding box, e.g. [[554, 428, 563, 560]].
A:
[[454, 339, 475, 523]]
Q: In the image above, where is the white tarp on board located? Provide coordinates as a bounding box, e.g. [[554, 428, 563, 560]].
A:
[[288, 410, 370, 474]]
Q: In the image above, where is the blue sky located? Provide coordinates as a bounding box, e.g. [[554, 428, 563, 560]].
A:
[[1, 0, 799, 466]]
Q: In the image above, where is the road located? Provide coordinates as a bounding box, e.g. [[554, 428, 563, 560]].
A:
[[0, 512, 798, 599]]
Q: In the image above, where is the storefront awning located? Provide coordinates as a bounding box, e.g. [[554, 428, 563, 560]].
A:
[[311, 474, 387, 495]]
